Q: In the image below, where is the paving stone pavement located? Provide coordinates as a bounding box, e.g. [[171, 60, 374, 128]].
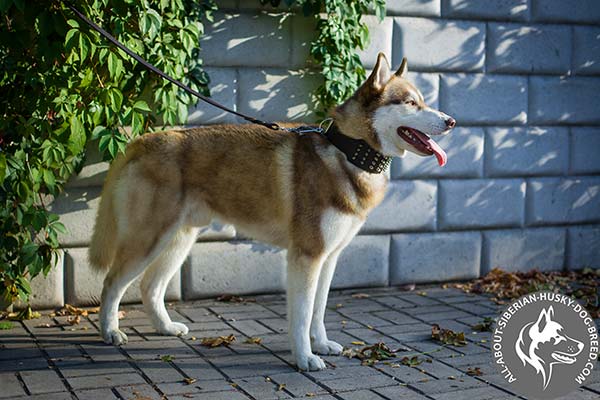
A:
[[1, 286, 599, 400]]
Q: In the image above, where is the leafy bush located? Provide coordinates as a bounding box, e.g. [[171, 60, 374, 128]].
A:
[[0, 0, 215, 304]]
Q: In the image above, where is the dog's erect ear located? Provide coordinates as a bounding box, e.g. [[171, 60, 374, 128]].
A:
[[368, 52, 391, 91], [535, 307, 553, 333], [395, 57, 408, 78]]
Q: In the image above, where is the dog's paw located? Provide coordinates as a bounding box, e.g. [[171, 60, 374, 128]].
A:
[[296, 353, 326, 371], [157, 322, 189, 337], [103, 329, 128, 346], [312, 339, 343, 355]]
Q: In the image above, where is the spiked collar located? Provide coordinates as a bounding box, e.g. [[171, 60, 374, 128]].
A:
[[324, 123, 392, 174]]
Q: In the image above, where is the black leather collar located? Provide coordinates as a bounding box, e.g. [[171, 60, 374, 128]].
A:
[[324, 124, 392, 174]]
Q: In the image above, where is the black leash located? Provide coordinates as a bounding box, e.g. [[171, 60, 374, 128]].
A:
[[64, 2, 308, 133]]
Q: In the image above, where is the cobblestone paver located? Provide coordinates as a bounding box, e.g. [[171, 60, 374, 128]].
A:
[[1, 286, 599, 399]]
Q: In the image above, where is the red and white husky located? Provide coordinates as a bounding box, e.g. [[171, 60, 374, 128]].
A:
[[89, 53, 455, 371]]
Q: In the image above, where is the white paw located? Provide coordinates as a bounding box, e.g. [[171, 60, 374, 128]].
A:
[[157, 321, 189, 337], [296, 353, 326, 371], [312, 339, 343, 355], [103, 329, 128, 345]]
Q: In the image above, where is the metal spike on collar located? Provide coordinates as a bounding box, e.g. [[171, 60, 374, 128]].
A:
[[323, 123, 392, 174]]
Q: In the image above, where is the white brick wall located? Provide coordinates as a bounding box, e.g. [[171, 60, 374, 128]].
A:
[[440, 74, 528, 125], [487, 23, 571, 74], [484, 127, 568, 177], [38, 0, 599, 306]]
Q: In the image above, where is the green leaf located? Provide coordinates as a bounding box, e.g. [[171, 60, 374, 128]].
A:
[[66, 19, 80, 28], [92, 125, 108, 140], [69, 115, 86, 154], [133, 100, 151, 113], [79, 34, 90, 62], [43, 170, 56, 189], [0, 153, 6, 185], [108, 88, 123, 112], [108, 51, 118, 79]]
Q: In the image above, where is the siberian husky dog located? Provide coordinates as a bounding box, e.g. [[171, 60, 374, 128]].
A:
[[89, 53, 455, 371]]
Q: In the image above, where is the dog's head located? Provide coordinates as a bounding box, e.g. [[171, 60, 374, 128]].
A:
[[516, 306, 584, 389], [333, 52, 455, 166]]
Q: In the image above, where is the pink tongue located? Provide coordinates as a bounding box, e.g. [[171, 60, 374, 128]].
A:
[[425, 137, 447, 167]]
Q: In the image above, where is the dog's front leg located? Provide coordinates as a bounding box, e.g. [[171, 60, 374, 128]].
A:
[[287, 251, 326, 371], [310, 248, 344, 355]]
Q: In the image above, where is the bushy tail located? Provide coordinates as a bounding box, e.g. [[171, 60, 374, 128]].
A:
[[88, 153, 128, 270]]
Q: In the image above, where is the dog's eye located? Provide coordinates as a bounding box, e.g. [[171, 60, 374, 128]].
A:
[[406, 100, 417, 106]]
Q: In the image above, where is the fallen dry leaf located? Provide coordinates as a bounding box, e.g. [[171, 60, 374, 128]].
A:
[[400, 355, 423, 367], [466, 367, 483, 376], [54, 304, 100, 317], [4, 307, 40, 321], [183, 377, 197, 385], [343, 342, 398, 366], [216, 294, 256, 303], [398, 283, 416, 291], [351, 293, 370, 299], [472, 317, 494, 332], [351, 341, 366, 346], [201, 334, 236, 347], [244, 337, 262, 344], [431, 324, 467, 347], [277, 383, 286, 391]]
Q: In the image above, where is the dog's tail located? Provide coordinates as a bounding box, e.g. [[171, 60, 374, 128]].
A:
[[88, 152, 129, 270]]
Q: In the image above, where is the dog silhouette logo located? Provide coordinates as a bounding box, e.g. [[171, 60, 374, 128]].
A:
[[515, 306, 584, 389], [493, 291, 598, 399]]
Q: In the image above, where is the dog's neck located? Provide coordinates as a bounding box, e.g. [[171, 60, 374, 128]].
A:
[[325, 123, 392, 174]]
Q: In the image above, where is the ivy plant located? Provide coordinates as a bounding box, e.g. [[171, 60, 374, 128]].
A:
[[0, 0, 215, 305], [264, 0, 386, 113]]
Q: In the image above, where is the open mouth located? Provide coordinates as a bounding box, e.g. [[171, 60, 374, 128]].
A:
[[552, 352, 577, 364], [397, 126, 447, 167]]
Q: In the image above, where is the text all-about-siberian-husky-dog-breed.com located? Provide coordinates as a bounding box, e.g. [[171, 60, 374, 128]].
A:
[[89, 53, 456, 371]]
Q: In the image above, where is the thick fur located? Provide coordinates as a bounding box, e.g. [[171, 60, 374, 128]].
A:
[[515, 306, 584, 389], [89, 53, 455, 371]]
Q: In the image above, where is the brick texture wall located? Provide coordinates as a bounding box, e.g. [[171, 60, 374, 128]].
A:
[[33, 0, 600, 308]]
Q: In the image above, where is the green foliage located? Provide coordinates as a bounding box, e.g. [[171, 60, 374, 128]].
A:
[[0, 0, 215, 304], [265, 0, 386, 114]]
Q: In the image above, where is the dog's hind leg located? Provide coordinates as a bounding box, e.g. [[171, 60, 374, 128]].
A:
[[99, 242, 167, 345], [100, 219, 180, 345], [287, 250, 327, 371], [141, 226, 199, 337]]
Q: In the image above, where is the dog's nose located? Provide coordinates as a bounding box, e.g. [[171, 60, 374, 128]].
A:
[[445, 117, 456, 129]]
